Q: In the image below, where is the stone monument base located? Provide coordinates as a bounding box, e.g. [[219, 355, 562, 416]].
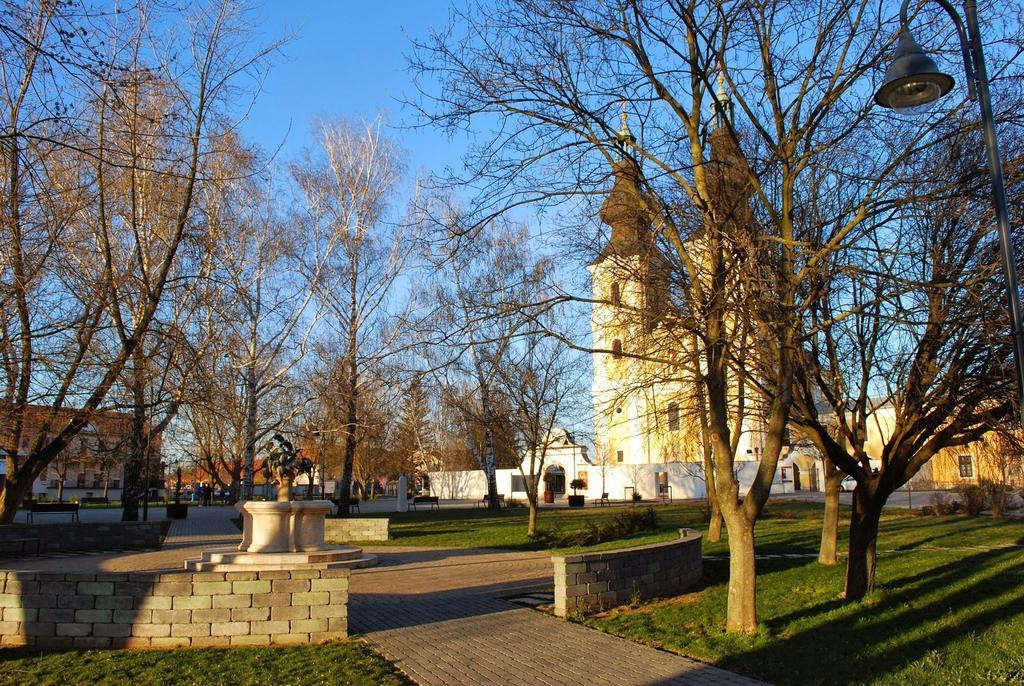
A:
[[184, 498, 377, 572], [185, 545, 377, 572]]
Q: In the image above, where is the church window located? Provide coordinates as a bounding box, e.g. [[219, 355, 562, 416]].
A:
[[612, 339, 622, 359], [667, 402, 680, 432], [610, 282, 621, 306], [616, 450, 624, 463]]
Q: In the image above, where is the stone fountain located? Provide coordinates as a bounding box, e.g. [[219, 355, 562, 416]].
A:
[[186, 434, 375, 572]]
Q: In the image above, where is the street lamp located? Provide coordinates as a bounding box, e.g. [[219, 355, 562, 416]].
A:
[[875, 0, 1024, 425]]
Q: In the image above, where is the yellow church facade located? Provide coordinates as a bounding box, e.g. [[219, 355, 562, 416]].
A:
[[587, 112, 765, 499]]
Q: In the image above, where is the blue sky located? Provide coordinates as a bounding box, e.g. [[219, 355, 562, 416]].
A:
[[240, 1, 467, 178]]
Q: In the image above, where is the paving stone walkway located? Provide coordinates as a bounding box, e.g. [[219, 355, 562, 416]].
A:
[[351, 548, 766, 686]]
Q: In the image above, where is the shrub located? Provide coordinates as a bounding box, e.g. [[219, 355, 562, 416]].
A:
[[954, 484, 989, 516], [927, 492, 960, 516], [569, 478, 586, 492], [537, 507, 659, 548], [982, 481, 1011, 517]]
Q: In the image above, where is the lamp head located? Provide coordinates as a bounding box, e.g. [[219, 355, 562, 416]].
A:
[[875, 30, 954, 114]]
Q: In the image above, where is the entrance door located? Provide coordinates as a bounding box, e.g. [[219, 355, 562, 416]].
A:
[[544, 466, 566, 495]]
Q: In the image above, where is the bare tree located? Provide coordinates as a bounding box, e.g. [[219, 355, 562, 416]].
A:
[[292, 117, 415, 515], [0, 0, 275, 522], [422, 216, 541, 508], [500, 314, 585, 536], [793, 123, 1023, 598]]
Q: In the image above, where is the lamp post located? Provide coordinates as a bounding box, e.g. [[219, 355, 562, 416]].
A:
[[875, 0, 1024, 425]]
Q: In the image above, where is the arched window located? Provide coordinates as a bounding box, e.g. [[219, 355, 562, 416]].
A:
[[612, 339, 622, 359], [610, 281, 621, 306], [667, 402, 680, 432]]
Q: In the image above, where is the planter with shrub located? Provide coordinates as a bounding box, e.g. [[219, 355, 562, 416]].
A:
[[166, 465, 189, 519], [568, 478, 586, 507]]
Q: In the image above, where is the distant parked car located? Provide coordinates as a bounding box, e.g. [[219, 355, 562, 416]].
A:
[[839, 475, 857, 492]]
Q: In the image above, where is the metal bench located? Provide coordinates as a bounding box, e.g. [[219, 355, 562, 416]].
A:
[[598, 492, 611, 506], [0, 537, 41, 557], [27, 502, 79, 523], [80, 496, 110, 505], [411, 495, 439, 510]]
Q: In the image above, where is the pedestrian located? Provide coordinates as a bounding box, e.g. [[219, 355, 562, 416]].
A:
[[204, 484, 213, 507]]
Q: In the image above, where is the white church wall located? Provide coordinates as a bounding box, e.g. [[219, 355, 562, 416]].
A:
[[427, 456, 802, 501]]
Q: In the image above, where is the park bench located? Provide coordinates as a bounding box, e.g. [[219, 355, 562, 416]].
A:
[[0, 537, 41, 557], [598, 492, 611, 506], [477, 494, 505, 508], [80, 496, 109, 505], [26, 502, 79, 524], [330, 498, 361, 514], [411, 495, 439, 510]]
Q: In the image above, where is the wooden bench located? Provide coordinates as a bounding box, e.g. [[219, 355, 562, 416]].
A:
[[411, 495, 439, 510], [27, 502, 79, 523], [598, 492, 611, 506], [477, 494, 505, 508], [80, 496, 110, 505], [0, 537, 41, 557]]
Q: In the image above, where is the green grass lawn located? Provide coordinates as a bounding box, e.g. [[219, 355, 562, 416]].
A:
[[585, 507, 1024, 686], [338, 501, 707, 552], [0, 640, 410, 686]]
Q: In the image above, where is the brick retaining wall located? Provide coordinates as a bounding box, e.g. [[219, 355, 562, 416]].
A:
[[552, 528, 702, 617], [324, 518, 389, 542], [0, 521, 164, 554], [0, 569, 348, 649]]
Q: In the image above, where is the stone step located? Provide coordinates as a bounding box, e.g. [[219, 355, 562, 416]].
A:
[[186, 553, 377, 572], [201, 546, 365, 565], [183, 544, 377, 572]]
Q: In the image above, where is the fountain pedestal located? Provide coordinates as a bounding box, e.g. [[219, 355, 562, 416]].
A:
[[185, 500, 376, 572]]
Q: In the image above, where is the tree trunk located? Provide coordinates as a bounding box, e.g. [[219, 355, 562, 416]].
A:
[[57, 478, 64, 503], [527, 496, 538, 537], [337, 323, 359, 517], [241, 367, 259, 502], [724, 515, 757, 633], [0, 473, 32, 523], [122, 348, 149, 522], [708, 508, 723, 543], [844, 485, 882, 600], [819, 464, 843, 565], [477, 369, 500, 509]]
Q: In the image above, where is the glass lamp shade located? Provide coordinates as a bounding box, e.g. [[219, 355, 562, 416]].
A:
[[875, 31, 954, 114]]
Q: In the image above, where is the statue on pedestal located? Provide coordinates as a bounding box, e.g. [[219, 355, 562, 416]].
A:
[[261, 433, 314, 501]]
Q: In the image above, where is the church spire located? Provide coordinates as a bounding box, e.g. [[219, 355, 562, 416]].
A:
[[616, 102, 636, 157], [713, 66, 733, 129], [595, 103, 648, 265]]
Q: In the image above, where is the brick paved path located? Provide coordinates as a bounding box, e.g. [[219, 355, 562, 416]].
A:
[[351, 548, 766, 686]]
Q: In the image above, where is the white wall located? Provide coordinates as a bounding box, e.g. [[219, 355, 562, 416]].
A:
[[429, 459, 802, 501]]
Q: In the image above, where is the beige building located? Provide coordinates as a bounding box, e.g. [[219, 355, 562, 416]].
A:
[[1, 404, 161, 502]]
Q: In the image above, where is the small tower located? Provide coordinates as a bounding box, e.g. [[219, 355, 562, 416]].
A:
[[706, 68, 753, 226]]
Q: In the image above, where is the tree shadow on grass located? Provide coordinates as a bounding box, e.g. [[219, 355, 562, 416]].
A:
[[716, 547, 1024, 685]]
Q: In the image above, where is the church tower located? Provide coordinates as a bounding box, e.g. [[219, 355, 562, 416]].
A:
[[588, 112, 665, 468], [590, 79, 761, 478]]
